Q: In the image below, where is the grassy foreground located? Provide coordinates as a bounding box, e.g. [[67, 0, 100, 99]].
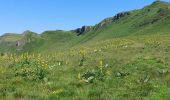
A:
[[1, 1, 170, 99], [1, 34, 170, 100]]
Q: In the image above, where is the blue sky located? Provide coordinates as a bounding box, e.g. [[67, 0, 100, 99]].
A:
[[0, 0, 170, 34]]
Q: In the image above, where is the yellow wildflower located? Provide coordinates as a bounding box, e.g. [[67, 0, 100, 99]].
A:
[[78, 73, 81, 80]]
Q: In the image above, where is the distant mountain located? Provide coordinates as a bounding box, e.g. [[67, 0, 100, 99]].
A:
[[0, 31, 39, 52], [0, 1, 170, 53]]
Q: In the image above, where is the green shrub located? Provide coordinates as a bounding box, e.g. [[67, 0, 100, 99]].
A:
[[13, 59, 47, 81], [81, 67, 109, 83]]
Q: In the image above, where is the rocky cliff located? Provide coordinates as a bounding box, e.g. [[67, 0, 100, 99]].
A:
[[74, 26, 93, 36], [74, 11, 130, 35]]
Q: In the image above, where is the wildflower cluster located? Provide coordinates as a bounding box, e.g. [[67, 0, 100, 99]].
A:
[[79, 49, 86, 66], [78, 60, 111, 83], [8, 53, 50, 81]]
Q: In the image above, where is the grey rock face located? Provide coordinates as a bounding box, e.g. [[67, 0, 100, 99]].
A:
[[16, 40, 26, 47], [73, 11, 130, 36], [75, 26, 93, 36], [16, 31, 37, 47], [114, 12, 130, 20], [96, 11, 130, 29]]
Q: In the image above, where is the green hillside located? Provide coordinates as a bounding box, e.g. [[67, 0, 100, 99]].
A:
[[1, 1, 170, 100], [0, 33, 22, 52], [22, 30, 78, 53], [18, 1, 170, 53], [79, 1, 170, 43], [0, 31, 40, 53]]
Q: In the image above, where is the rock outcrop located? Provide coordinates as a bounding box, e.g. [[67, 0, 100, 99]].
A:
[[75, 26, 93, 36], [74, 12, 130, 36], [16, 30, 38, 47], [114, 12, 130, 20], [97, 11, 130, 28]]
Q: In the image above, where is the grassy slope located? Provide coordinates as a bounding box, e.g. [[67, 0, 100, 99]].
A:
[[22, 30, 78, 53], [0, 34, 22, 52], [2, 1, 169, 53], [1, 1, 170, 100], [79, 1, 170, 44], [1, 34, 170, 99]]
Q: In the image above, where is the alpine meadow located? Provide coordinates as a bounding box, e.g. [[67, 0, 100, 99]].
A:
[[1, 1, 170, 100]]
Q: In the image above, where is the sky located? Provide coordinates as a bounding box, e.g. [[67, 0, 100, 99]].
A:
[[0, 0, 170, 35]]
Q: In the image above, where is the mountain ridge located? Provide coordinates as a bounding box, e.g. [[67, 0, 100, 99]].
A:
[[1, 1, 169, 37], [0, 1, 170, 53]]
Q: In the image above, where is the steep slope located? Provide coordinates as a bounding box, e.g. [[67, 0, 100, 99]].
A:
[[0, 1, 170, 53], [22, 30, 77, 52], [78, 1, 170, 43], [0, 33, 22, 52], [0, 31, 39, 53]]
